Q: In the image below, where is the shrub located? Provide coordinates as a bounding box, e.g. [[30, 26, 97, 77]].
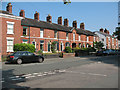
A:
[[72, 47, 80, 53], [51, 41, 57, 53], [65, 47, 72, 53], [37, 50, 43, 55], [14, 43, 35, 53]]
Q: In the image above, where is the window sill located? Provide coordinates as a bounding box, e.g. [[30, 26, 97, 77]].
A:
[[7, 51, 14, 52], [7, 33, 14, 35]]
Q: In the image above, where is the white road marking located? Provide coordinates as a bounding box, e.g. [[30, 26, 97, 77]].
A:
[[37, 75, 43, 77], [59, 70, 66, 72], [1, 81, 4, 82], [66, 71, 107, 77], [33, 73, 39, 75]]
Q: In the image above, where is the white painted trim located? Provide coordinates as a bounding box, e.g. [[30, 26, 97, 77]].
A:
[[0, 13, 24, 20], [20, 36, 93, 43], [6, 37, 14, 40], [6, 21, 15, 24]]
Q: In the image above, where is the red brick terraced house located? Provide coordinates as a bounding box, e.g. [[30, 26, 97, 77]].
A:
[[0, 3, 100, 57]]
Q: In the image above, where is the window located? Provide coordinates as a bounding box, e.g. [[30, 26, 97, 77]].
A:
[[94, 37, 95, 42], [54, 31, 57, 38], [87, 36, 89, 42], [22, 52, 27, 56], [7, 38, 14, 52], [28, 52, 34, 56], [102, 38, 104, 42], [32, 41, 36, 48], [79, 35, 81, 41], [40, 29, 44, 38], [112, 38, 114, 44], [66, 32, 68, 40], [7, 21, 14, 34], [40, 40, 44, 51], [23, 28, 27, 36], [73, 32, 75, 41]]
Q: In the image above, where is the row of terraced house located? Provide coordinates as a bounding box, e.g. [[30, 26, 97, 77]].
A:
[[0, 3, 119, 58]]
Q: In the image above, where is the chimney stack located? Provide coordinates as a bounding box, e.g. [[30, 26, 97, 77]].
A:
[[19, 10, 25, 17], [34, 11, 39, 21], [72, 20, 77, 28], [100, 28, 104, 33], [6, 2, 12, 13], [58, 16, 62, 25], [47, 14, 52, 23], [104, 28, 109, 34], [64, 18, 69, 27], [80, 23, 85, 30]]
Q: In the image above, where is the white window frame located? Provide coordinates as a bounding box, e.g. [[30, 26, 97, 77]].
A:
[[32, 41, 36, 48], [6, 37, 14, 52], [79, 35, 81, 41], [94, 37, 95, 42], [40, 29, 44, 38], [73, 32, 75, 41], [22, 41, 27, 44], [87, 36, 89, 42], [7, 21, 14, 34]]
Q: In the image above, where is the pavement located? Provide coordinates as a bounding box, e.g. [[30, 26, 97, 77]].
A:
[[1, 55, 119, 89]]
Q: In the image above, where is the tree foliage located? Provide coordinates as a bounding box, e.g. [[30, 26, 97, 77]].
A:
[[114, 27, 120, 40], [93, 41, 104, 51], [14, 43, 35, 53]]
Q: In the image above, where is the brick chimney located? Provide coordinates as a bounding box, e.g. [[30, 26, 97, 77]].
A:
[[58, 16, 62, 25], [34, 11, 39, 20], [80, 23, 85, 30], [19, 10, 25, 17], [6, 3, 12, 13], [47, 14, 52, 23], [104, 28, 109, 34], [100, 28, 104, 33], [72, 20, 77, 28], [64, 18, 69, 27]]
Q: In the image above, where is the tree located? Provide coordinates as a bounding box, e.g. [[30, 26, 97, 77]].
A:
[[51, 41, 57, 53], [93, 41, 104, 51], [114, 27, 120, 40]]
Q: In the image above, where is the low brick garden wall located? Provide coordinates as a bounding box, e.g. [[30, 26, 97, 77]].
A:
[[62, 53, 75, 58]]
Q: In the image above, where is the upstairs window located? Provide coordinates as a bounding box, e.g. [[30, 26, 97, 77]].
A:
[[73, 32, 75, 41], [7, 21, 14, 34], [54, 31, 57, 38], [66, 32, 68, 40], [79, 35, 81, 41], [94, 37, 95, 42], [87, 36, 89, 42], [40, 29, 44, 38], [23, 28, 27, 36]]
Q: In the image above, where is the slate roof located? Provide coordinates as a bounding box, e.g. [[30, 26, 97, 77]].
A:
[[21, 18, 73, 32], [0, 10, 13, 15], [21, 18, 96, 36]]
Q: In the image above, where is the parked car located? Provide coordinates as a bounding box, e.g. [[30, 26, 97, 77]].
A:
[[103, 49, 115, 55], [96, 51, 104, 56], [6, 51, 44, 64]]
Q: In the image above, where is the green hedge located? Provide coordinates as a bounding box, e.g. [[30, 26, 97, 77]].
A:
[[14, 43, 35, 53], [65, 47, 72, 53]]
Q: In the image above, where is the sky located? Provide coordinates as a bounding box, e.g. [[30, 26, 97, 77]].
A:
[[2, 2, 118, 34]]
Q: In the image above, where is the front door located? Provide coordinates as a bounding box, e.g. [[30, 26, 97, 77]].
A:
[[72, 43, 76, 48], [48, 43, 50, 52]]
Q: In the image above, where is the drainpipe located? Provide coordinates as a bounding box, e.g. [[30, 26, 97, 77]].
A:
[[58, 31, 59, 53]]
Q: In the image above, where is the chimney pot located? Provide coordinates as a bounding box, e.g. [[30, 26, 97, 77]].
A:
[[58, 16, 62, 25], [47, 14, 52, 23], [6, 2, 12, 13], [19, 10, 25, 17], [64, 18, 69, 27], [73, 20, 77, 28], [34, 11, 39, 20], [80, 23, 85, 30], [100, 28, 104, 32]]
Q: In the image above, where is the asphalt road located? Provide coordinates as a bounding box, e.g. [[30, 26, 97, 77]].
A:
[[1, 55, 119, 89]]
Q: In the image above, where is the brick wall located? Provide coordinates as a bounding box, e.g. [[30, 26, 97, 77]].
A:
[[2, 17, 22, 56]]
